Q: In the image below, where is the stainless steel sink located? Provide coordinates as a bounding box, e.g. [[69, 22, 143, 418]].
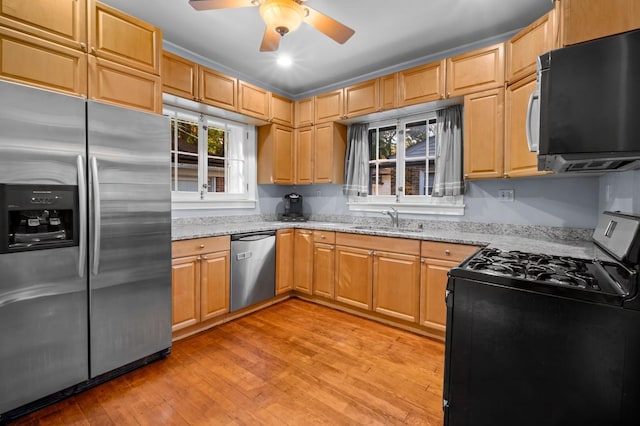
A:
[[353, 225, 423, 233]]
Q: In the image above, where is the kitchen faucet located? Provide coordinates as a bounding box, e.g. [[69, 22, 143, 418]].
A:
[[381, 207, 399, 228]]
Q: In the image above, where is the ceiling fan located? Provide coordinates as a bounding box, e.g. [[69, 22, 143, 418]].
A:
[[189, 0, 355, 52]]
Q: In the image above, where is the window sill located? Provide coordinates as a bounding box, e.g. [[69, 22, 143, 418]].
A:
[[347, 199, 465, 216], [172, 198, 257, 210]]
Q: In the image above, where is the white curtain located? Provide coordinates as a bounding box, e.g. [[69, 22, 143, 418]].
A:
[[343, 123, 370, 197], [433, 105, 464, 197]]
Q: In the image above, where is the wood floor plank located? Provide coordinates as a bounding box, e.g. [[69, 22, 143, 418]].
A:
[[10, 299, 445, 425]]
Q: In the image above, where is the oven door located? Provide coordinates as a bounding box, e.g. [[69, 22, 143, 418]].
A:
[[443, 275, 636, 426]]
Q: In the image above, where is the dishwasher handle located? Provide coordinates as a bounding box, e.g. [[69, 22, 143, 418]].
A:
[[231, 231, 276, 241]]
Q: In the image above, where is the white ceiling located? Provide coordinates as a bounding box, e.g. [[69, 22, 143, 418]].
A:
[[101, 0, 554, 99]]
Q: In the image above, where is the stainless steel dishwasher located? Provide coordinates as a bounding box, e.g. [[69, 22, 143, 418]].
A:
[[230, 231, 276, 312]]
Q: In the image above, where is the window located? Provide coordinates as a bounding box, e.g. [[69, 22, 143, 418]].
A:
[[164, 106, 256, 209], [350, 111, 464, 215]]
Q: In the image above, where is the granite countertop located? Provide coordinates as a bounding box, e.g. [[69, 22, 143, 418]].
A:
[[172, 218, 600, 260]]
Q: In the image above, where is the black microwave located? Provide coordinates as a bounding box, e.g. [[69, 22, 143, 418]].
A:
[[527, 29, 640, 173]]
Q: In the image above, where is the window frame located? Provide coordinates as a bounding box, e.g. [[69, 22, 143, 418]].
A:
[[164, 105, 257, 210], [348, 111, 464, 216]]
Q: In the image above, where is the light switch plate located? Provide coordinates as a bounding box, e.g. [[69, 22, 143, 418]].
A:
[[498, 189, 514, 202]]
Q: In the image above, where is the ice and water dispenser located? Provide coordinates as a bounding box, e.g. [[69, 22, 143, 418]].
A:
[[0, 184, 78, 253]]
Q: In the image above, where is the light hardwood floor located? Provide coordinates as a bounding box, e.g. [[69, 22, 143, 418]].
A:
[[12, 299, 445, 425]]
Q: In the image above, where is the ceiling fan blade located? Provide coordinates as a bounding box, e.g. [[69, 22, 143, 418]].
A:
[[303, 6, 355, 44], [189, 0, 255, 11], [260, 27, 281, 51]]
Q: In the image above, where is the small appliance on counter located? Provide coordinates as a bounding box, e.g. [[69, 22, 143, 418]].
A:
[[280, 192, 307, 222]]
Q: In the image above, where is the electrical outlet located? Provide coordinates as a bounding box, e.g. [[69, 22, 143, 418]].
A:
[[316, 191, 321, 197], [498, 189, 514, 202]]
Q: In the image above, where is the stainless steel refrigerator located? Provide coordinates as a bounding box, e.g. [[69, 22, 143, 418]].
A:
[[0, 80, 172, 418]]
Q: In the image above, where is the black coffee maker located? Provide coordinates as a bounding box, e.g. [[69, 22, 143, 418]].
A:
[[281, 192, 306, 222]]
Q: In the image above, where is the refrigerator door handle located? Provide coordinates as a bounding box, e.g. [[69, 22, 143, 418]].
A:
[[77, 155, 87, 278], [90, 156, 101, 275]]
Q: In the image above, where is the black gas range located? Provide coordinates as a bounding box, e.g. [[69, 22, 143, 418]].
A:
[[443, 211, 640, 426]]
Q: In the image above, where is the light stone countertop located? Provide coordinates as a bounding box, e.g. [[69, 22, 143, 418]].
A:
[[172, 218, 601, 261]]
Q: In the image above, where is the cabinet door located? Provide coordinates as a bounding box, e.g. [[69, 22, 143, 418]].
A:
[[171, 255, 200, 332], [199, 66, 237, 110], [314, 89, 343, 123], [398, 60, 445, 106], [446, 43, 504, 98], [0, 0, 86, 49], [293, 230, 313, 294], [200, 250, 230, 321], [0, 27, 87, 96], [313, 243, 335, 299], [296, 126, 313, 185], [506, 5, 559, 84], [373, 251, 420, 323], [88, 0, 161, 75], [314, 122, 347, 184], [335, 246, 373, 310], [420, 258, 457, 331], [271, 93, 293, 126], [380, 73, 398, 111], [276, 229, 294, 294], [238, 81, 270, 120], [463, 87, 504, 179], [505, 74, 550, 178], [88, 56, 162, 114], [344, 79, 379, 118], [273, 125, 294, 184], [563, 0, 640, 46], [295, 96, 314, 127], [161, 50, 197, 100]]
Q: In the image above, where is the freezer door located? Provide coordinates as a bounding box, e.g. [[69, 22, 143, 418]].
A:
[[0, 81, 88, 414], [87, 101, 172, 378]]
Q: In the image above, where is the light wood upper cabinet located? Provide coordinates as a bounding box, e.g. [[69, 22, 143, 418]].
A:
[[506, 3, 560, 84], [562, 0, 640, 46], [505, 74, 550, 178], [276, 229, 294, 294], [161, 50, 198, 100], [88, 56, 161, 113], [344, 79, 379, 118], [314, 89, 343, 123], [257, 124, 294, 184], [463, 87, 504, 179], [295, 96, 314, 128], [380, 73, 398, 111], [398, 60, 445, 106], [238, 80, 270, 120], [295, 126, 313, 185], [335, 245, 373, 310], [373, 251, 420, 323], [0, 0, 87, 49], [446, 43, 504, 98], [88, 1, 161, 75], [198, 66, 237, 110], [270, 93, 293, 126], [0, 26, 87, 96], [314, 122, 347, 184], [293, 229, 313, 295]]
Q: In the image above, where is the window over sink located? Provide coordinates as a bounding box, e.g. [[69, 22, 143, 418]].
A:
[[164, 106, 256, 209]]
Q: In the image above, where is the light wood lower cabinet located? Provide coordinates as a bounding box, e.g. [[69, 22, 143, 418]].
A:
[[313, 230, 336, 299], [171, 236, 230, 333], [373, 251, 420, 323], [276, 229, 294, 294], [420, 241, 479, 333], [293, 229, 313, 294], [335, 245, 373, 310]]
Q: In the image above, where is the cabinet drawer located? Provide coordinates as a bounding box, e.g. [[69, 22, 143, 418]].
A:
[[421, 241, 479, 262], [336, 232, 420, 255], [172, 235, 230, 258], [313, 230, 335, 244]]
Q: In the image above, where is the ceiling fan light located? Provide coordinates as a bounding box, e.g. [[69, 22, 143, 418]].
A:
[[259, 0, 304, 36]]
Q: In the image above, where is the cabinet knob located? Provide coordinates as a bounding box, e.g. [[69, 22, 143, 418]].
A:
[[196, 255, 201, 260], [444, 249, 451, 256], [91, 46, 96, 54], [369, 250, 374, 256], [202, 255, 208, 260], [80, 42, 87, 51], [200, 244, 205, 248], [320, 234, 326, 239], [421, 259, 426, 264]]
